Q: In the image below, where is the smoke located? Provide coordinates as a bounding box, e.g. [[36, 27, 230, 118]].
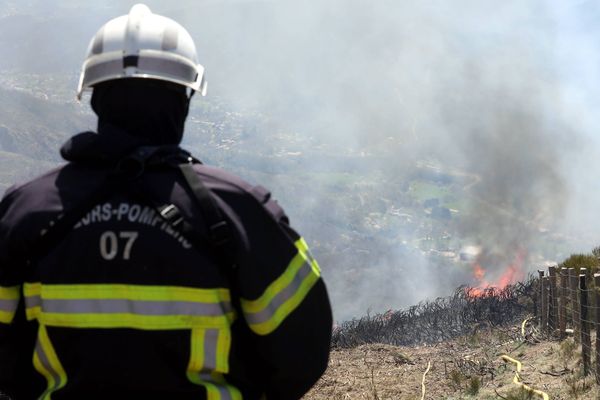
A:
[[185, 0, 591, 318], [1, 1, 599, 320], [194, 0, 598, 319]]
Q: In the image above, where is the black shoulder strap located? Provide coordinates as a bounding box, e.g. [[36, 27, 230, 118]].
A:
[[133, 161, 241, 313], [130, 161, 234, 260], [178, 163, 231, 248]]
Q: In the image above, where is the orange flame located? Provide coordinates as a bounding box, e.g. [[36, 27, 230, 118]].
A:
[[469, 249, 526, 297], [473, 263, 485, 280]]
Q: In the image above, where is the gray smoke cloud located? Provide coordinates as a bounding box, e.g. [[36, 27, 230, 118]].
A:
[[186, 0, 600, 319], [1, 0, 599, 320]]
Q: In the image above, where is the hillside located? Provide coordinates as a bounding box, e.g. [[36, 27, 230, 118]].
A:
[[306, 328, 598, 399], [0, 83, 89, 161], [0, 149, 58, 192], [305, 278, 600, 399]]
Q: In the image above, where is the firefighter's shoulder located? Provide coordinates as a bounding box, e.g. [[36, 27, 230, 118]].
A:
[[0, 165, 65, 227], [193, 163, 288, 223]]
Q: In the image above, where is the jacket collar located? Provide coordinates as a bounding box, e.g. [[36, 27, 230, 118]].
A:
[[60, 124, 198, 172], [61, 124, 163, 165]]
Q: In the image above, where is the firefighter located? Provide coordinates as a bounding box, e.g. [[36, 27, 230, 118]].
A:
[[0, 4, 332, 399]]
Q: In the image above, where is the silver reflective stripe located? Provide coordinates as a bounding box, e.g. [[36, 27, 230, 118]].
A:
[[244, 260, 313, 325], [188, 328, 239, 400], [84, 56, 197, 88], [139, 56, 197, 81], [305, 249, 317, 266], [83, 59, 123, 86], [35, 338, 63, 396], [197, 373, 234, 400], [217, 385, 234, 400], [40, 299, 232, 316], [203, 329, 219, 370], [0, 299, 18, 313], [26, 294, 41, 309]]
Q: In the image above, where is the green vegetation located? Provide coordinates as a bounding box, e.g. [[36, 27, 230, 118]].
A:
[[447, 369, 481, 396], [559, 339, 577, 365], [408, 181, 450, 203], [566, 373, 591, 398], [560, 254, 600, 275], [407, 179, 468, 214], [465, 376, 481, 396], [298, 172, 360, 187], [449, 369, 463, 389]]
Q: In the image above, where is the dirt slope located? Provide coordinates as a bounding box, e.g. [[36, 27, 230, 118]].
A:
[[305, 324, 600, 399]]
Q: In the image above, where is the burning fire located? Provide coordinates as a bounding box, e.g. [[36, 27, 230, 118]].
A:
[[469, 249, 527, 297]]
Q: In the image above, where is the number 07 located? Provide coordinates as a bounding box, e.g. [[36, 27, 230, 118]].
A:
[[99, 231, 139, 260]]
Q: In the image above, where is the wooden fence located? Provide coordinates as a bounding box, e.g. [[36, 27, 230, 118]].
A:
[[537, 265, 600, 382]]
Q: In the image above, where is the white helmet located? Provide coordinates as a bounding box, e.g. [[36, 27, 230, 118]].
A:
[[77, 4, 207, 100]]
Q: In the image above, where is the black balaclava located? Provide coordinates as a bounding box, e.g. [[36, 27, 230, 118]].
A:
[[91, 78, 191, 145]]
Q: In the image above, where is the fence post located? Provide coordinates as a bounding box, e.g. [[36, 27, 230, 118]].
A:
[[534, 270, 542, 320], [540, 272, 547, 331], [538, 269, 547, 330], [549, 266, 558, 332], [594, 273, 600, 384], [580, 273, 591, 376], [559, 267, 568, 339], [570, 268, 580, 343], [585, 268, 596, 320]]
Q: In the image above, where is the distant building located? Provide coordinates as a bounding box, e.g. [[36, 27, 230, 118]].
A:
[[460, 245, 482, 262]]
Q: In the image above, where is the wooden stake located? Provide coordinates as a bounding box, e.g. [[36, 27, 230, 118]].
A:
[[549, 266, 558, 332], [580, 273, 591, 376], [559, 267, 568, 339], [537, 269, 546, 330], [594, 273, 600, 384], [570, 268, 580, 344], [540, 271, 547, 331]]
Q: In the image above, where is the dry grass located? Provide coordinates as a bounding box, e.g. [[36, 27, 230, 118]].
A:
[[305, 326, 600, 399]]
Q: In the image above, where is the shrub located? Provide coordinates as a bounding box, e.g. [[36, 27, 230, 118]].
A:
[[559, 254, 600, 275]]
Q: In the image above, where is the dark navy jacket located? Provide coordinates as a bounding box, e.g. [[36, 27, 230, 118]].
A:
[[0, 126, 332, 400]]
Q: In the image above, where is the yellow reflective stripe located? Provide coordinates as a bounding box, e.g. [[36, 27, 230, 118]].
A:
[[33, 349, 54, 398], [204, 382, 241, 400], [25, 283, 230, 302], [24, 282, 41, 296], [296, 238, 322, 275], [26, 305, 41, 321], [246, 268, 319, 335], [23, 283, 235, 329], [0, 311, 14, 324], [0, 285, 20, 300], [241, 252, 306, 314], [188, 328, 206, 383], [187, 328, 242, 400], [296, 237, 310, 253], [34, 325, 67, 399], [25, 282, 42, 320], [0, 285, 20, 323], [215, 328, 231, 373], [241, 238, 321, 335], [33, 312, 234, 330]]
